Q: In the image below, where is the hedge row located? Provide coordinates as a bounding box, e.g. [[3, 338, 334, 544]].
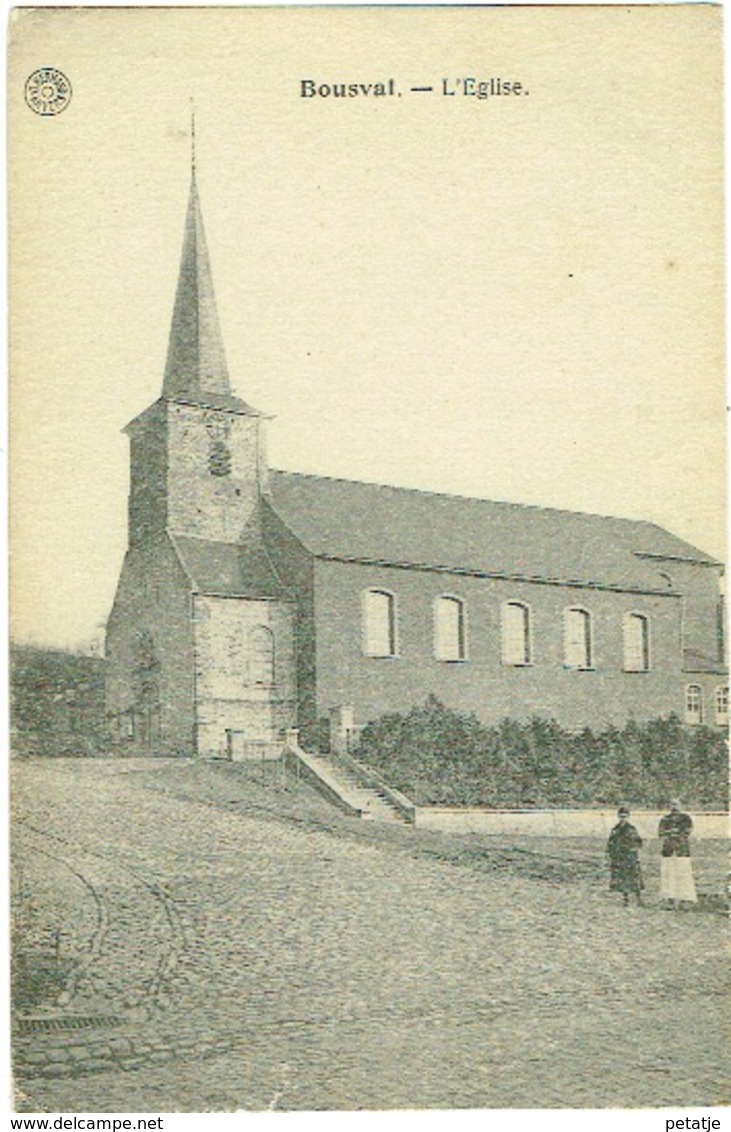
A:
[[11, 645, 106, 756], [354, 695, 727, 809]]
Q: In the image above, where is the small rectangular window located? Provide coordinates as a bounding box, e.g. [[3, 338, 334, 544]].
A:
[[714, 685, 728, 726]]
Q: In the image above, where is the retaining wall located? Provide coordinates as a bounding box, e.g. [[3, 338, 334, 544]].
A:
[[415, 808, 729, 839]]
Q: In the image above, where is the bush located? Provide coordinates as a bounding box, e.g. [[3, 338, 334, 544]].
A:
[[10, 645, 107, 756], [354, 696, 727, 809]]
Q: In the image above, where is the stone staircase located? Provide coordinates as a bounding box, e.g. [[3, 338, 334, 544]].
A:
[[283, 733, 414, 825], [310, 753, 407, 823]]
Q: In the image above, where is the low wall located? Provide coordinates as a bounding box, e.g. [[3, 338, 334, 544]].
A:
[[227, 735, 283, 762], [415, 807, 729, 839]]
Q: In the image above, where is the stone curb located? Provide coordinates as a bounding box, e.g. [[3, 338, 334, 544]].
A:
[[13, 1025, 237, 1080]]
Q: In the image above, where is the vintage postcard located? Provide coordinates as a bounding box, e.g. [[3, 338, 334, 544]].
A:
[[8, 4, 727, 1119]]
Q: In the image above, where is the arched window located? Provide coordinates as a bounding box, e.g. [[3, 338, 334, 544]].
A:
[[564, 608, 592, 669], [501, 602, 532, 666], [714, 685, 728, 726], [685, 684, 703, 725], [363, 590, 397, 657], [623, 613, 650, 672], [248, 626, 274, 686], [434, 596, 467, 661]]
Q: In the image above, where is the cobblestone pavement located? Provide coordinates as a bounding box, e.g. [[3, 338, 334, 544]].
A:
[[12, 759, 729, 1112]]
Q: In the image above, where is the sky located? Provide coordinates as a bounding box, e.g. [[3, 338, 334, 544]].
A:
[[8, 5, 725, 651]]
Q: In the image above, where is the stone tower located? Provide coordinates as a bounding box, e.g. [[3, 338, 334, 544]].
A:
[[125, 168, 269, 549], [106, 162, 295, 757]]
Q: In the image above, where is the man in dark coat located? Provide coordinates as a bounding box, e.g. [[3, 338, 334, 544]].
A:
[[607, 806, 644, 906]]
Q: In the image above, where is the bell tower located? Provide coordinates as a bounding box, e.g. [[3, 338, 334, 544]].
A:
[[125, 139, 268, 549], [108, 130, 295, 760]]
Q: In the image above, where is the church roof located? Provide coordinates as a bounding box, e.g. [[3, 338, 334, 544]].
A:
[[171, 532, 292, 600], [162, 172, 234, 401], [267, 470, 721, 594], [163, 390, 263, 416]]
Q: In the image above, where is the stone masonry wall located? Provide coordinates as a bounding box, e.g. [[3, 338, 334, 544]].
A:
[[193, 594, 297, 757], [312, 559, 686, 732], [166, 403, 263, 544], [105, 534, 194, 754]]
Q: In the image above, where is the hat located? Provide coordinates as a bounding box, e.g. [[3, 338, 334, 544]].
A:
[[617, 806, 630, 817]]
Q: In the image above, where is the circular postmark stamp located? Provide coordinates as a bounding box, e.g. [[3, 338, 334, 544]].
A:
[[24, 68, 72, 116]]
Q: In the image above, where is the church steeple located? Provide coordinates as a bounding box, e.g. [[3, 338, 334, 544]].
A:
[[124, 128, 269, 549], [163, 131, 231, 399]]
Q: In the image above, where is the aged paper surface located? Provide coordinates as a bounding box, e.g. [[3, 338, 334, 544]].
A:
[[8, 5, 727, 1119]]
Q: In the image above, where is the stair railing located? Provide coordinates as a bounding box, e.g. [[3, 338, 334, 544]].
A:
[[331, 749, 416, 824], [282, 732, 363, 818]]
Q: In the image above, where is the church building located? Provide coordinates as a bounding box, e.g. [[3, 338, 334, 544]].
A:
[[105, 169, 727, 758]]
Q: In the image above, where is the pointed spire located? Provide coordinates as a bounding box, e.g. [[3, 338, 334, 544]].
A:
[[163, 118, 230, 399], [190, 98, 197, 176]]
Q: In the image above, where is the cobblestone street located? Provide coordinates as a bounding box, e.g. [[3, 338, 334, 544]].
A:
[[12, 759, 729, 1112]]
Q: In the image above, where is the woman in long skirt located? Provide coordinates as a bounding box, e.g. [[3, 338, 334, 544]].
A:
[[607, 806, 644, 907], [658, 799, 697, 907]]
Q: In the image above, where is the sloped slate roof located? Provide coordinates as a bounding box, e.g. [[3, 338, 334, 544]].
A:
[[171, 533, 291, 599], [268, 470, 720, 593], [163, 174, 231, 399], [163, 390, 262, 416]]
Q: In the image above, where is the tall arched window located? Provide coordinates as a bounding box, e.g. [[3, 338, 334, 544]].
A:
[[248, 626, 275, 686], [685, 684, 703, 725], [501, 602, 532, 666], [623, 613, 650, 672], [363, 590, 397, 657], [434, 596, 467, 661], [564, 608, 592, 669], [714, 685, 728, 726]]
